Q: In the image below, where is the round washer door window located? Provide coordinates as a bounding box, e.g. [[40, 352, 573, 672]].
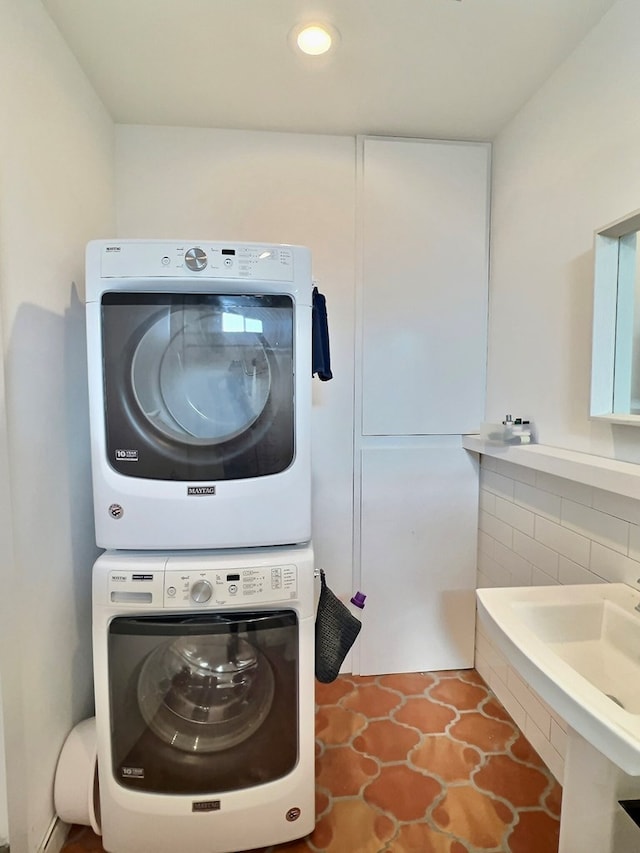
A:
[[137, 633, 275, 753], [107, 611, 299, 796]]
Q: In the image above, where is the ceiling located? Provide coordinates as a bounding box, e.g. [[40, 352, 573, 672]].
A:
[[41, 0, 617, 140]]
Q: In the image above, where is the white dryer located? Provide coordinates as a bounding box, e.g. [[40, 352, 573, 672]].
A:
[[92, 544, 315, 853], [85, 239, 312, 550]]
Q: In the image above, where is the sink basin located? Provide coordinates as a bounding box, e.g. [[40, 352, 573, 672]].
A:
[[476, 583, 640, 775]]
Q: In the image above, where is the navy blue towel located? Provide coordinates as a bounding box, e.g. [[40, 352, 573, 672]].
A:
[[312, 286, 333, 381]]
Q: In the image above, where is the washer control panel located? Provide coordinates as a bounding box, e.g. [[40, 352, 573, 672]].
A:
[[105, 565, 298, 608], [107, 570, 165, 605], [166, 564, 298, 607]]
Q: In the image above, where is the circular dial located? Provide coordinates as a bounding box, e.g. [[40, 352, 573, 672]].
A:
[[190, 579, 213, 603], [184, 247, 207, 271]]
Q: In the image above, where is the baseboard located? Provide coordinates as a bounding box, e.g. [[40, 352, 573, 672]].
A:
[[38, 817, 69, 853]]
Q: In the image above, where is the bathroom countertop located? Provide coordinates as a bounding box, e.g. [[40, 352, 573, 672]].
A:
[[462, 435, 640, 500]]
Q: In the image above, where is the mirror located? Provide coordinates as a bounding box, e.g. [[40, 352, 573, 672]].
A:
[[590, 208, 640, 424]]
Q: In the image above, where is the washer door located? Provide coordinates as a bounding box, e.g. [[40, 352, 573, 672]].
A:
[[108, 611, 299, 795], [137, 633, 275, 753], [101, 293, 294, 481]]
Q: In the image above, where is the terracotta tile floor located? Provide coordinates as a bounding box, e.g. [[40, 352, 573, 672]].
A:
[[62, 670, 561, 853]]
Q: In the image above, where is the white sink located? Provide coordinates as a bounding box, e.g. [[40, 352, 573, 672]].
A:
[[477, 583, 640, 775]]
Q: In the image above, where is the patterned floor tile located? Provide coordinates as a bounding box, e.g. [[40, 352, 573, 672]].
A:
[[544, 782, 563, 818], [378, 672, 436, 694], [314, 677, 354, 706], [314, 704, 367, 744], [428, 677, 489, 710], [315, 788, 331, 817], [342, 683, 403, 717], [512, 732, 553, 768], [449, 711, 517, 752], [432, 784, 515, 849], [457, 669, 487, 686], [60, 669, 562, 853], [61, 827, 104, 852], [507, 809, 561, 853], [353, 718, 421, 762], [411, 734, 482, 781], [474, 753, 551, 807], [311, 799, 396, 853], [388, 823, 470, 852], [393, 695, 457, 733], [315, 744, 378, 796], [364, 764, 443, 821], [483, 696, 513, 722]]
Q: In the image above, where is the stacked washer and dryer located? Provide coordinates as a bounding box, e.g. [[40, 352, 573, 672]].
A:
[[84, 240, 316, 853]]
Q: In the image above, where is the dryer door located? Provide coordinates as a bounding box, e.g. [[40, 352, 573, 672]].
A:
[[101, 292, 294, 480], [107, 610, 299, 795]]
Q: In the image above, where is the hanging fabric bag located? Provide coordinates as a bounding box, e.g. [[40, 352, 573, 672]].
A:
[[315, 569, 361, 683]]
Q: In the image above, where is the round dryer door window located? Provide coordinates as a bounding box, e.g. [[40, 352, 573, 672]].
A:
[[101, 293, 295, 481], [131, 310, 272, 445]]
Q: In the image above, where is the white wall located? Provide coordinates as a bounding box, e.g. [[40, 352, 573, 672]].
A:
[[116, 125, 356, 598], [478, 0, 640, 784], [0, 1, 115, 849], [487, 0, 640, 463]]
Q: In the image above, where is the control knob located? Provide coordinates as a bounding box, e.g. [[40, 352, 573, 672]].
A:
[[190, 579, 213, 603], [185, 247, 207, 271]]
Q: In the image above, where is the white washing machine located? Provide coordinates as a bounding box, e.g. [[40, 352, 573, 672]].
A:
[[92, 544, 315, 853], [85, 239, 312, 550]]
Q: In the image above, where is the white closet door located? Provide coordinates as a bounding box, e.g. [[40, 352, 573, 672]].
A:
[[357, 439, 478, 676], [360, 137, 490, 436]]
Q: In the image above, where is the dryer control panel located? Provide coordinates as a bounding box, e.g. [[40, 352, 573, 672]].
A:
[[106, 565, 298, 608], [98, 241, 296, 281]]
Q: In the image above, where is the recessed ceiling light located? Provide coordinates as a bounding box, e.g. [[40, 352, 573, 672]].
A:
[[291, 23, 339, 57]]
